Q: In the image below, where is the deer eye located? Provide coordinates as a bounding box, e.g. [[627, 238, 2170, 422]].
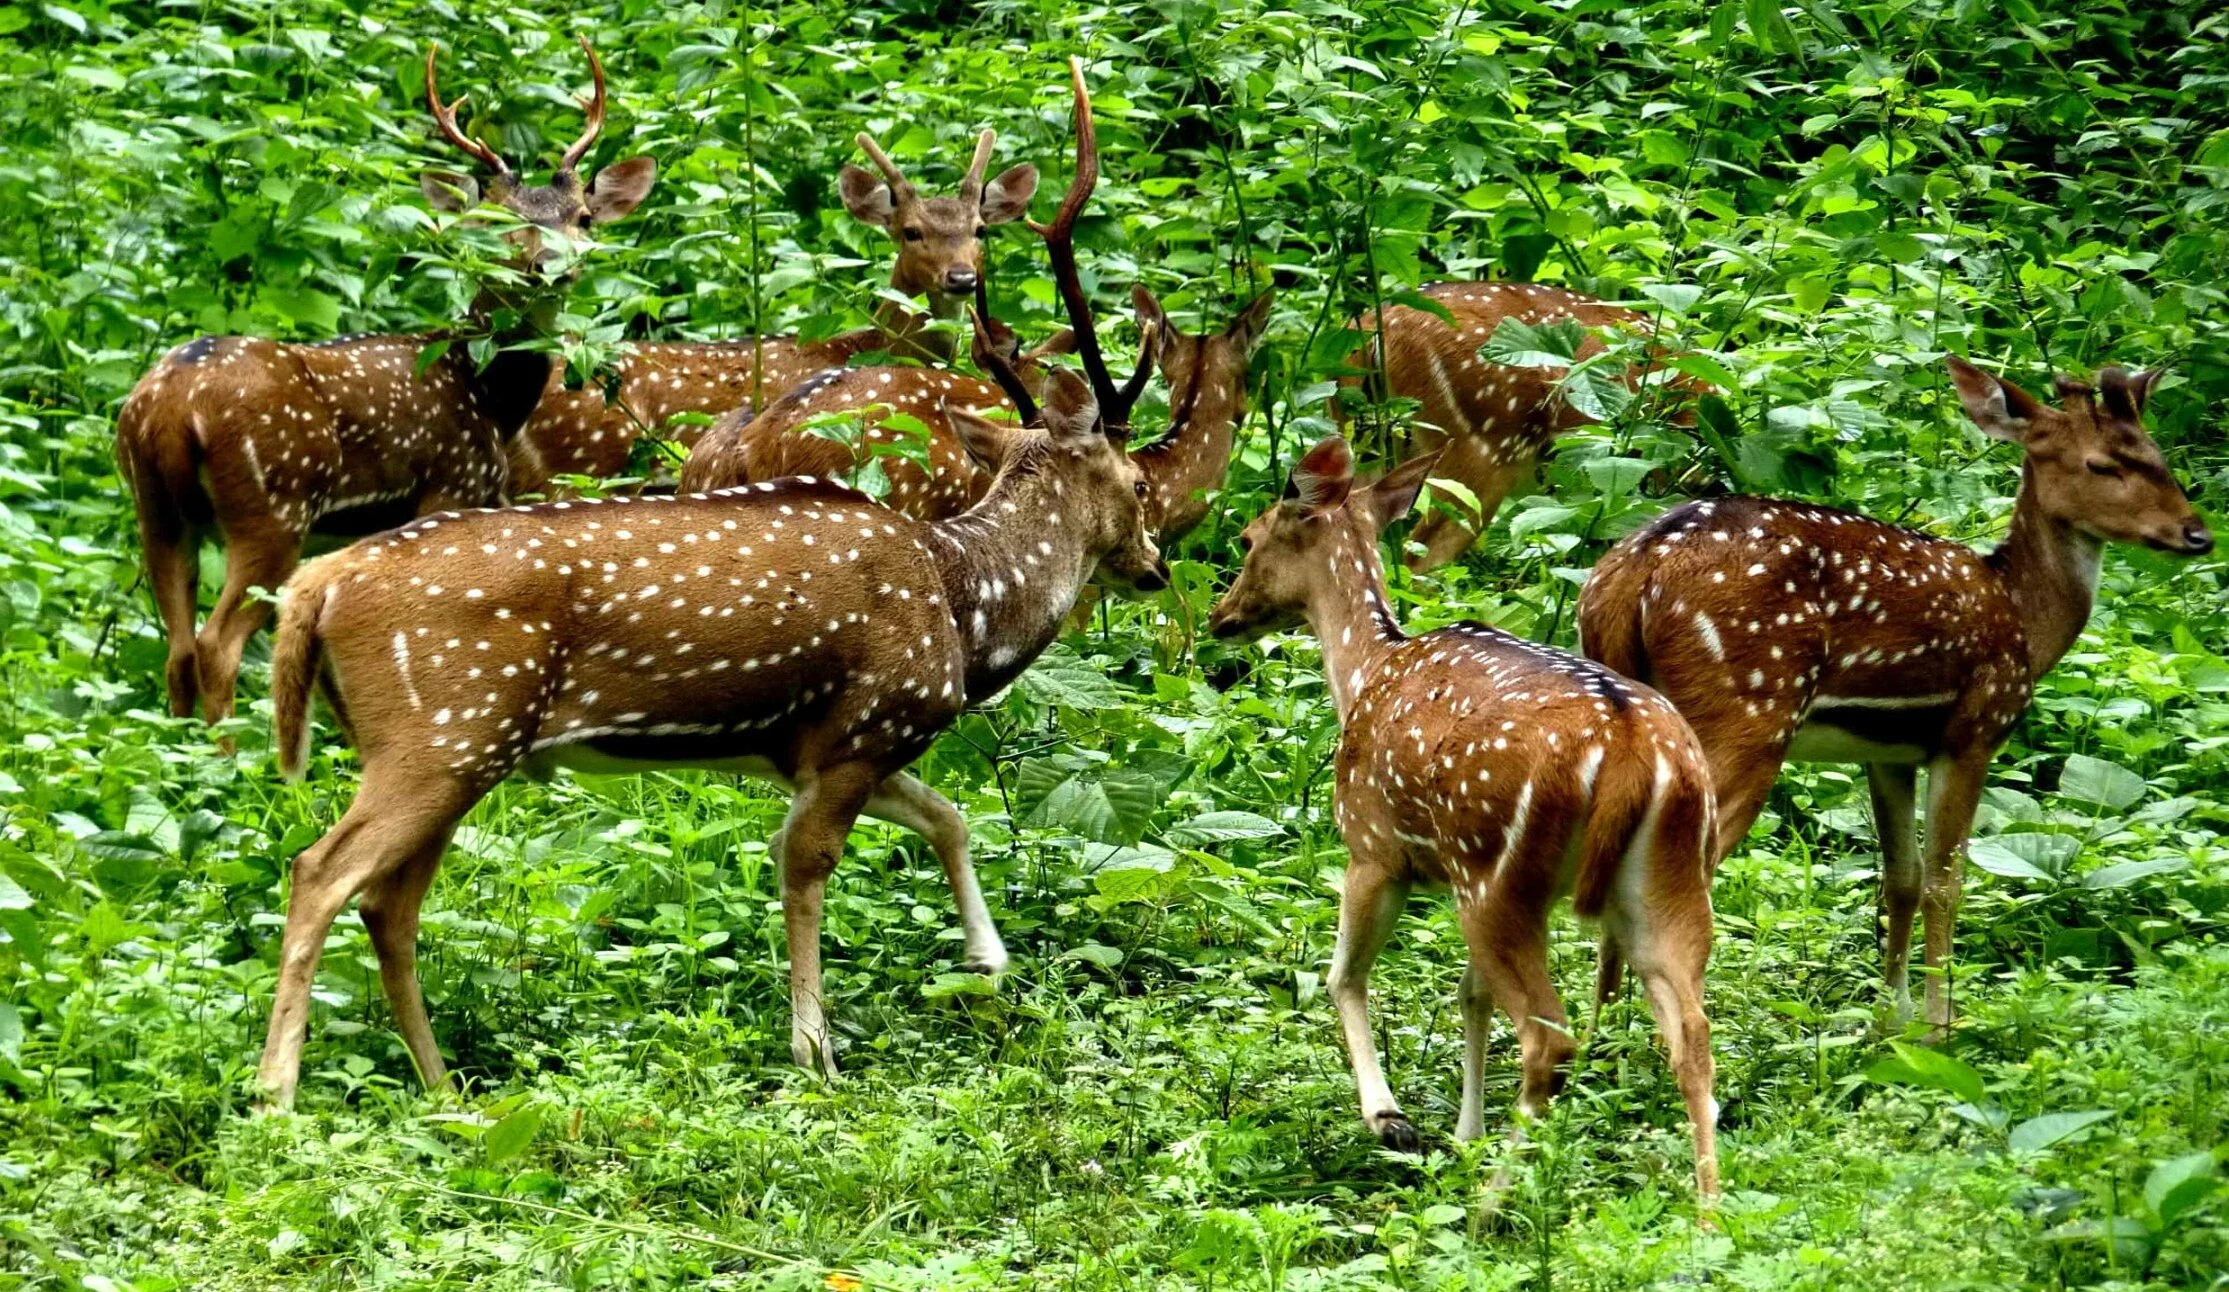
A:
[[974, 225, 988, 239], [1134, 480, 1150, 501], [2086, 457, 2121, 477], [902, 227, 923, 242], [1238, 533, 1254, 554]]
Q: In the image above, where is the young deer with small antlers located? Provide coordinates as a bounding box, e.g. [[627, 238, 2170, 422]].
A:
[[254, 59, 1165, 1107], [1347, 282, 1689, 569], [508, 131, 1039, 495], [116, 39, 655, 729], [1579, 356, 2213, 1032], [680, 286, 1271, 542], [1209, 436, 1722, 1206]]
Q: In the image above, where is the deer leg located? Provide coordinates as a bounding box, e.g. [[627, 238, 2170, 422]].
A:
[[1467, 902, 1572, 1122], [1919, 752, 1989, 1038], [257, 766, 471, 1110], [1327, 854, 1414, 1149], [197, 529, 299, 729], [1618, 878, 1721, 1209], [1592, 933, 1625, 1015], [776, 762, 880, 1076], [1867, 762, 1922, 1025], [140, 518, 203, 719], [1455, 961, 1493, 1142], [863, 772, 1005, 975], [357, 824, 458, 1095]]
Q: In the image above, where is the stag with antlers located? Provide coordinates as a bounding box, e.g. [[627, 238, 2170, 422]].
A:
[[679, 285, 1270, 543], [1580, 355, 2213, 1033], [115, 38, 655, 732], [253, 58, 1166, 1107], [509, 130, 1041, 495]]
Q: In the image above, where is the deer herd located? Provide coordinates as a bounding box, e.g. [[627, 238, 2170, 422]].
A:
[[113, 47, 2213, 1212]]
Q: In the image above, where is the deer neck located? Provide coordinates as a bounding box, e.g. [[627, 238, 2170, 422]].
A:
[[1989, 461, 2103, 680], [1302, 525, 1406, 724], [927, 447, 1101, 700], [1134, 367, 1244, 539]]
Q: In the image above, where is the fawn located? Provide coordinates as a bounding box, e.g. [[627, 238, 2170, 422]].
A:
[[1210, 436, 1722, 1206]]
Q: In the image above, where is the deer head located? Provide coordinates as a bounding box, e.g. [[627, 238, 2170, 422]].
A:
[[841, 129, 1038, 309], [419, 37, 657, 270], [1946, 355, 2212, 556], [1210, 437, 1437, 639]]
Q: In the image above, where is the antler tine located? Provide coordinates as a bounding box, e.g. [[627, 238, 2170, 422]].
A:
[[425, 44, 512, 177], [1117, 318, 1158, 415], [1028, 56, 1127, 424], [854, 132, 914, 200], [971, 305, 1040, 425], [959, 128, 997, 201], [558, 35, 607, 175]]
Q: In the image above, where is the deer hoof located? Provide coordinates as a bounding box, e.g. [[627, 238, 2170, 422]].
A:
[[1372, 1111, 1421, 1153], [963, 945, 1009, 976]]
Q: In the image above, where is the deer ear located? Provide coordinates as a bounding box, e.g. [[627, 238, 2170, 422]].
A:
[[586, 157, 657, 224], [1226, 291, 1275, 354], [1132, 286, 1174, 360], [2126, 367, 2162, 416], [1026, 328, 1078, 361], [945, 403, 1014, 474], [979, 163, 1038, 225], [1041, 370, 1102, 445], [1366, 452, 1438, 532], [421, 170, 481, 213], [839, 165, 896, 228], [1947, 355, 2045, 442], [1284, 436, 1354, 513]]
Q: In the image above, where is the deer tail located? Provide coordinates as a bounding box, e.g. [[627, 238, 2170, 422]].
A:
[[270, 562, 336, 780]]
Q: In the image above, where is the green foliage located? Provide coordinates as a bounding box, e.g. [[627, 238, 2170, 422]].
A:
[[3, 0, 2227, 1287]]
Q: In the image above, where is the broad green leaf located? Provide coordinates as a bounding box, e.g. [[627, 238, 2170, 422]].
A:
[[1165, 811, 1282, 846], [2081, 858, 2187, 890], [1864, 1041, 1986, 1106], [2007, 1109, 2115, 1153], [2059, 754, 2145, 810], [1969, 833, 2077, 883], [483, 1104, 542, 1165], [1018, 664, 1125, 710], [2144, 1152, 2219, 1226]]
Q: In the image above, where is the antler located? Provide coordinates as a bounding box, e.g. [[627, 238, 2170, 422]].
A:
[[557, 36, 607, 175], [853, 132, 916, 202], [425, 44, 513, 177], [1030, 57, 1149, 429], [959, 128, 997, 202], [971, 278, 1039, 424]]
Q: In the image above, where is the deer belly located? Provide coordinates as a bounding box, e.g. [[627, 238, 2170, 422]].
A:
[[1785, 694, 1953, 765], [527, 736, 791, 783]]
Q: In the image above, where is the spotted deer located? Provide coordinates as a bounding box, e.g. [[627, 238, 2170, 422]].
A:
[[508, 130, 1041, 495], [680, 287, 1271, 542], [253, 58, 1165, 1107], [1208, 436, 1721, 1207], [1578, 355, 2214, 1033], [1346, 282, 1690, 569], [115, 39, 655, 729]]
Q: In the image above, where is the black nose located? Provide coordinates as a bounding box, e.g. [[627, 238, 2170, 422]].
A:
[[943, 267, 980, 293], [2184, 522, 2215, 556], [1134, 561, 1169, 593], [1208, 612, 1242, 639]]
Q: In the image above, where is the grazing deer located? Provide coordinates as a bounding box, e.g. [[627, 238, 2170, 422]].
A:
[[254, 58, 1165, 1107], [679, 287, 1272, 542], [1578, 356, 2213, 1032], [507, 131, 1041, 495], [115, 39, 655, 729], [1208, 436, 1721, 1207], [1346, 282, 1686, 569]]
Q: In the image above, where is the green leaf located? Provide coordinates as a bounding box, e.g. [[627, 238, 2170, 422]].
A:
[[2007, 1109, 2115, 1154], [922, 972, 998, 999], [1479, 316, 1586, 369], [2144, 1152, 2219, 1226], [1063, 943, 1125, 969], [2081, 858, 2187, 890], [1864, 1041, 1986, 1106], [1165, 811, 1282, 846], [1017, 664, 1125, 710], [0, 1003, 20, 1064], [483, 1104, 542, 1165], [0, 874, 31, 911], [1969, 833, 2077, 883], [2058, 754, 2145, 810]]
